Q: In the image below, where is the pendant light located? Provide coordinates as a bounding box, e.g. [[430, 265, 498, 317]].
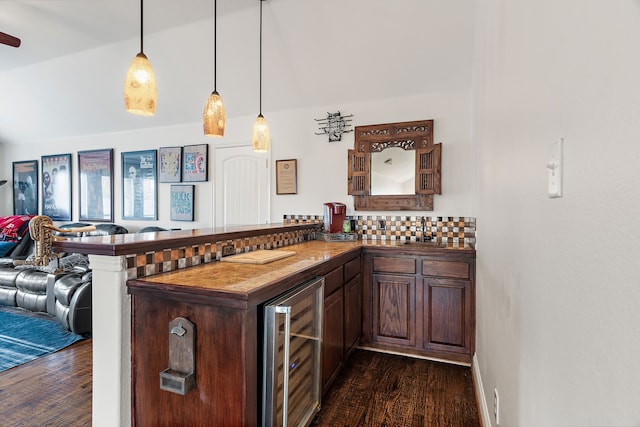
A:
[[203, 0, 226, 137], [252, 0, 270, 152], [124, 0, 157, 116]]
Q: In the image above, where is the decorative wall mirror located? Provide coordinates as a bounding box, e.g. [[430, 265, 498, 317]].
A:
[[347, 119, 441, 211]]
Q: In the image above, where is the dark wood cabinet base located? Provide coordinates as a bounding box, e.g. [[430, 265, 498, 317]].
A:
[[130, 294, 259, 426], [362, 248, 475, 364]]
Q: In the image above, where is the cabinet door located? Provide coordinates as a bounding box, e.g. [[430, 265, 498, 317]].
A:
[[344, 274, 362, 355], [372, 273, 416, 347], [322, 288, 344, 394], [423, 278, 472, 355]]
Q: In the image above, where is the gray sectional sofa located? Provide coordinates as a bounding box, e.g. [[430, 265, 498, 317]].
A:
[[0, 266, 92, 335], [0, 218, 129, 336]]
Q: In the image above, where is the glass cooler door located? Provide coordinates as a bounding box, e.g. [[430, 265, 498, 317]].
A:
[[263, 277, 324, 427]]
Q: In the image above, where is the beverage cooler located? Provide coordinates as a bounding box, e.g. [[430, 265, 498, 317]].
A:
[[263, 277, 324, 427]]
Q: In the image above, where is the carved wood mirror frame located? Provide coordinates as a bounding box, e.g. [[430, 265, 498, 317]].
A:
[[347, 119, 441, 211]]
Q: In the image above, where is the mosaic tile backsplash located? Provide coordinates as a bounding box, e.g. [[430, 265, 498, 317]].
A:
[[125, 228, 314, 281], [125, 215, 475, 281], [283, 215, 476, 243]]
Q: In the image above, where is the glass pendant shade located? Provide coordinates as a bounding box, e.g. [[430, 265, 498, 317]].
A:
[[124, 52, 157, 116], [203, 91, 225, 137], [252, 114, 270, 152]]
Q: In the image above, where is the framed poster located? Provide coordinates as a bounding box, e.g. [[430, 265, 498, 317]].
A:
[[12, 160, 38, 215], [78, 149, 114, 222], [121, 150, 157, 220], [276, 159, 297, 195], [170, 184, 194, 221], [182, 144, 208, 182], [41, 154, 72, 221], [158, 146, 182, 183]]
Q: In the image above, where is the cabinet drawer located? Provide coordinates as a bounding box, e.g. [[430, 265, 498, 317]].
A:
[[344, 256, 361, 282], [422, 260, 470, 279], [372, 256, 416, 275], [324, 266, 344, 296]]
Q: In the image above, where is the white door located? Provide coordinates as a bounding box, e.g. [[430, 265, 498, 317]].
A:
[[214, 145, 270, 227]]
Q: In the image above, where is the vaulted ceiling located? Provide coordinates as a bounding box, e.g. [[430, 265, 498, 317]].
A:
[[0, 0, 475, 144]]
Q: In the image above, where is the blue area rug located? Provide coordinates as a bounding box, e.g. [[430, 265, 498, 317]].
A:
[[0, 308, 84, 372]]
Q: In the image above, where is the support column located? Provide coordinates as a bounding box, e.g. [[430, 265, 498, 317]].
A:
[[89, 254, 131, 427]]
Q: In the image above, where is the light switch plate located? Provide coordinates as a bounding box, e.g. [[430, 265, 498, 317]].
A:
[[547, 138, 563, 198]]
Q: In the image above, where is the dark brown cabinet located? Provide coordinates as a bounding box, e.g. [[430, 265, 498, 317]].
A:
[[423, 278, 472, 354], [321, 255, 362, 394], [372, 273, 416, 347], [344, 275, 362, 354], [422, 258, 473, 356], [128, 293, 260, 426], [363, 249, 475, 364], [322, 267, 344, 392], [126, 241, 472, 425], [128, 243, 363, 426]]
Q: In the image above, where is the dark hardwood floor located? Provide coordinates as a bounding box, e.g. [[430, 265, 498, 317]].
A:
[[313, 350, 481, 427], [0, 341, 480, 427], [0, 339, 92, 427]]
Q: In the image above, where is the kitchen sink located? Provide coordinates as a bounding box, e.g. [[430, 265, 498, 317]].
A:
[[400, 240, 446, 248]]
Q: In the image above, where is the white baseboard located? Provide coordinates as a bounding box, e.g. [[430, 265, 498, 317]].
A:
[[472, 353, 492, 427]]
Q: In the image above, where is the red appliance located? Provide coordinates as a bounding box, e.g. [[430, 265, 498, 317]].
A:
[[323, 202, 347, 233]]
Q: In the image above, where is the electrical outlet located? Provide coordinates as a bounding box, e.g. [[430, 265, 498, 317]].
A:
[[494, 388, 500, 425]]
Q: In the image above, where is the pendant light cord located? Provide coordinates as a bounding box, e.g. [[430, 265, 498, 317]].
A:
[[259, 0, 263, 115], [140, 0, 144, 53], [213, 0, 217, 91]]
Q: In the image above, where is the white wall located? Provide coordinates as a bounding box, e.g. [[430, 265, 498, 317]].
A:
[[0, 0, 475, 227], [268, 90, 473, 219], [472, 1, 640, 425], [1, 89, 472, 229]]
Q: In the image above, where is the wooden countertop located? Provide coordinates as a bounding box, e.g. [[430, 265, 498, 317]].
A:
[[127, 239, 474, 309], [52, 222, 318, 256], [128, 240, 361, 306]]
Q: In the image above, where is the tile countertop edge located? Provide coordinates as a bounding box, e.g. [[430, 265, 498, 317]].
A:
[[127, 241, 363, 308], [126, 240, 475, 308], [52, 222, 319, 256]]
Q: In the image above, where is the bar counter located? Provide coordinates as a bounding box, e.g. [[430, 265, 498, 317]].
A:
[[77, 222, 473, 426], [53, 222, 318, 256], [127, 239, 474, 308]]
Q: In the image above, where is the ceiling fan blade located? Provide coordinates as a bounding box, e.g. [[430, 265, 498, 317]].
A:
[[0, 32, 21, 48]]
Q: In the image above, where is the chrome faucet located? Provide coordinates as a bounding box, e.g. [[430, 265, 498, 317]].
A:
[[420, 216, 430, 242]]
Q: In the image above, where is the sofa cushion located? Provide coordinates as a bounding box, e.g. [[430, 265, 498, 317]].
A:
[[87, 224, 129, 236], [15, 290, 46, 312], [54, 272, 84, 306], [15, 270, 48, 294], [55, 300, 71, 328], [13, 270, 48, 312], [0, 287, 17, 306], [0, 268, 21, 288]]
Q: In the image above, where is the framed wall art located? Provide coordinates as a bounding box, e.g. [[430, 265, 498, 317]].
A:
[[170, 184, 194, 221], [182, 144, 208, 182], [78, 149, 114, 222], [121, 150, 157, 220], [41, 153, 72, 221], [12, 160, 38, 215], [158, 146, 182, 183], [276, 159, 297, 195]]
